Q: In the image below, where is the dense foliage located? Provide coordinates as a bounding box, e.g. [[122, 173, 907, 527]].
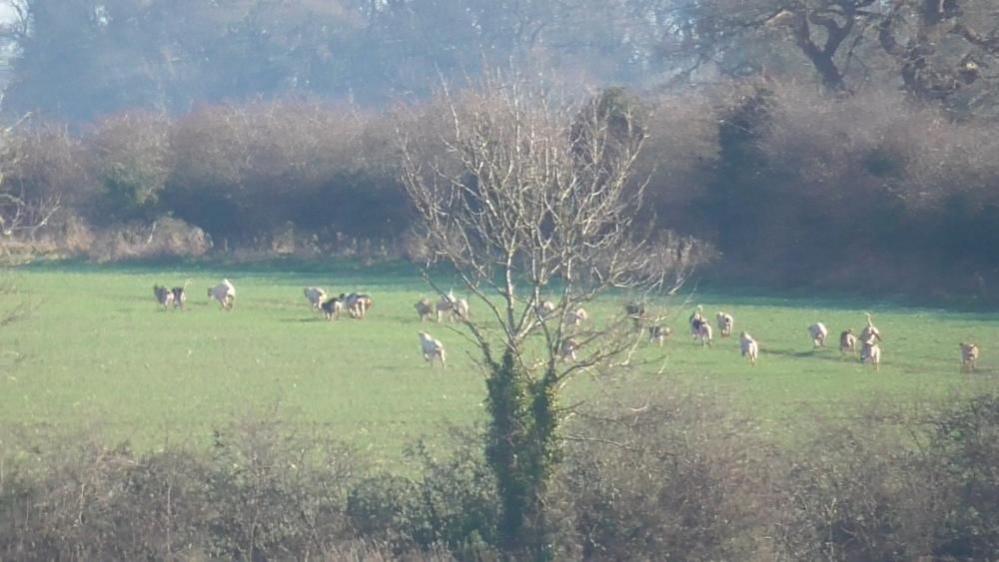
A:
[[2, 82, 999, 299], [0, 0, 997, 296], [2, 391, 999, 560]]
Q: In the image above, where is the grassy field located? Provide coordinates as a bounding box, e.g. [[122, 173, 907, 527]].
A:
[[1, 261, 998, 466]]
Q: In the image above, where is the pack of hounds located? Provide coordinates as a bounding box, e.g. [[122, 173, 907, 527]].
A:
[[676, 304, 980, 373], [152, 281, 981, 373]]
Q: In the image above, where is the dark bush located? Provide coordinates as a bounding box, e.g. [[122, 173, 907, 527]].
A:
[[86, 216, 211, 262], [3, 126, 95, 205], [347, 473, 433, 553], [0, 414, 361, 562], [88, 113, 172, 222], [344, 433, 500, 557], [697, 82, 999, 296], [553, 390, 768, 561], [768, 395, 999, 562], [163, 102, 409, 249], [924, 394, 999, 559], [0, 431, 215, 561], [203, 414, 359, 560], [770, 418, 925, 561], [404, 434, 500, 557], [7, 84, 999, 291], [4, 392, 999, 560]]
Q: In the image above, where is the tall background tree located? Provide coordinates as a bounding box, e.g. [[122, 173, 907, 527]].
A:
[[399, 79, 708, 559]]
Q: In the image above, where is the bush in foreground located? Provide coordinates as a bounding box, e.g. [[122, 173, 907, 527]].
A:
[[2, 392, 999, 560]]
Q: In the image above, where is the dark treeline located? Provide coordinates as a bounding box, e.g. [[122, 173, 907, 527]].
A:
[[2, 101, 409, 262], [1, 0, 998, 296], [5, 82, 999, 299], [2, 391, 998, 561]]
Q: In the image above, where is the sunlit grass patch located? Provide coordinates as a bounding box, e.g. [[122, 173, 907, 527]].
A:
[[1, 263, 996, 465]]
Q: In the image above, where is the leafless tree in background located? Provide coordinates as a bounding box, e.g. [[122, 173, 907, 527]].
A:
[[0, 116, 62, 258], [0, 114, 39, 366], [399, 78, 709, 558]]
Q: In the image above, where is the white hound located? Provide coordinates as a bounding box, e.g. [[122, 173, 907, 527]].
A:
[[740, 331, 759, 366], [808, 322, 828, 348], [304, 287, 327, 311], [419, 331, 446, 367], [208, 279, 236, 310]]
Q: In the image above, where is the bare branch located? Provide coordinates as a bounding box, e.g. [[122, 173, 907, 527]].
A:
[[399, 78, 710, 381]]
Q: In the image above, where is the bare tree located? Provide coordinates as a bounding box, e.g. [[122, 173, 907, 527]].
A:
[[0, 117, 63, 259], [0, 113, 39, 367], [669, 0, 999, 112], [399, 79, 707, 559], [0, 190, 61, 240], [876, 0, 999, 110]]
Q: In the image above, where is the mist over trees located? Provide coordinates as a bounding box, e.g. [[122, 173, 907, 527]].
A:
[[0, 0, 697, 122], [1, 0, 997, 122], [0, 0, 997, 298]]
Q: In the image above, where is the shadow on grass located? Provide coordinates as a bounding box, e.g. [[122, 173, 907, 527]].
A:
[[765, 347, 859, 363], [19, 256, 424, 283], [278, 317, 329, 323]]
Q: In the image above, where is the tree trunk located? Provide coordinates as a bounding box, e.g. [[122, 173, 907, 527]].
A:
[[485, 348, 559, 561]]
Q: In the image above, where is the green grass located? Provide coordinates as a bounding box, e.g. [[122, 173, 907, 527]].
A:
[[1, 262, 998, 465]]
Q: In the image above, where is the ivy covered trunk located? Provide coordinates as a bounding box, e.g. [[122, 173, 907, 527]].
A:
[[485, 348, 561, 561]]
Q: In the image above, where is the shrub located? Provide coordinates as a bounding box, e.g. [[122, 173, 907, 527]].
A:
[[3, 375, 999, 560], [923, 394, 999, 559], [88, 113, 172, 222], [347, 474, 428, 549], [203, 413, 360, 560], [86, 216, 210, 263], [345, 432, 500, 557], [766, 397, 999, 562], [163, 102, 409, 248], [405, 432, 500, 556], [0, 413, 362, 561], [553, 390, 768, 561], [769, 416, 925, 561], [2, 125, 95, 210], [0, 428, 214, 561]]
